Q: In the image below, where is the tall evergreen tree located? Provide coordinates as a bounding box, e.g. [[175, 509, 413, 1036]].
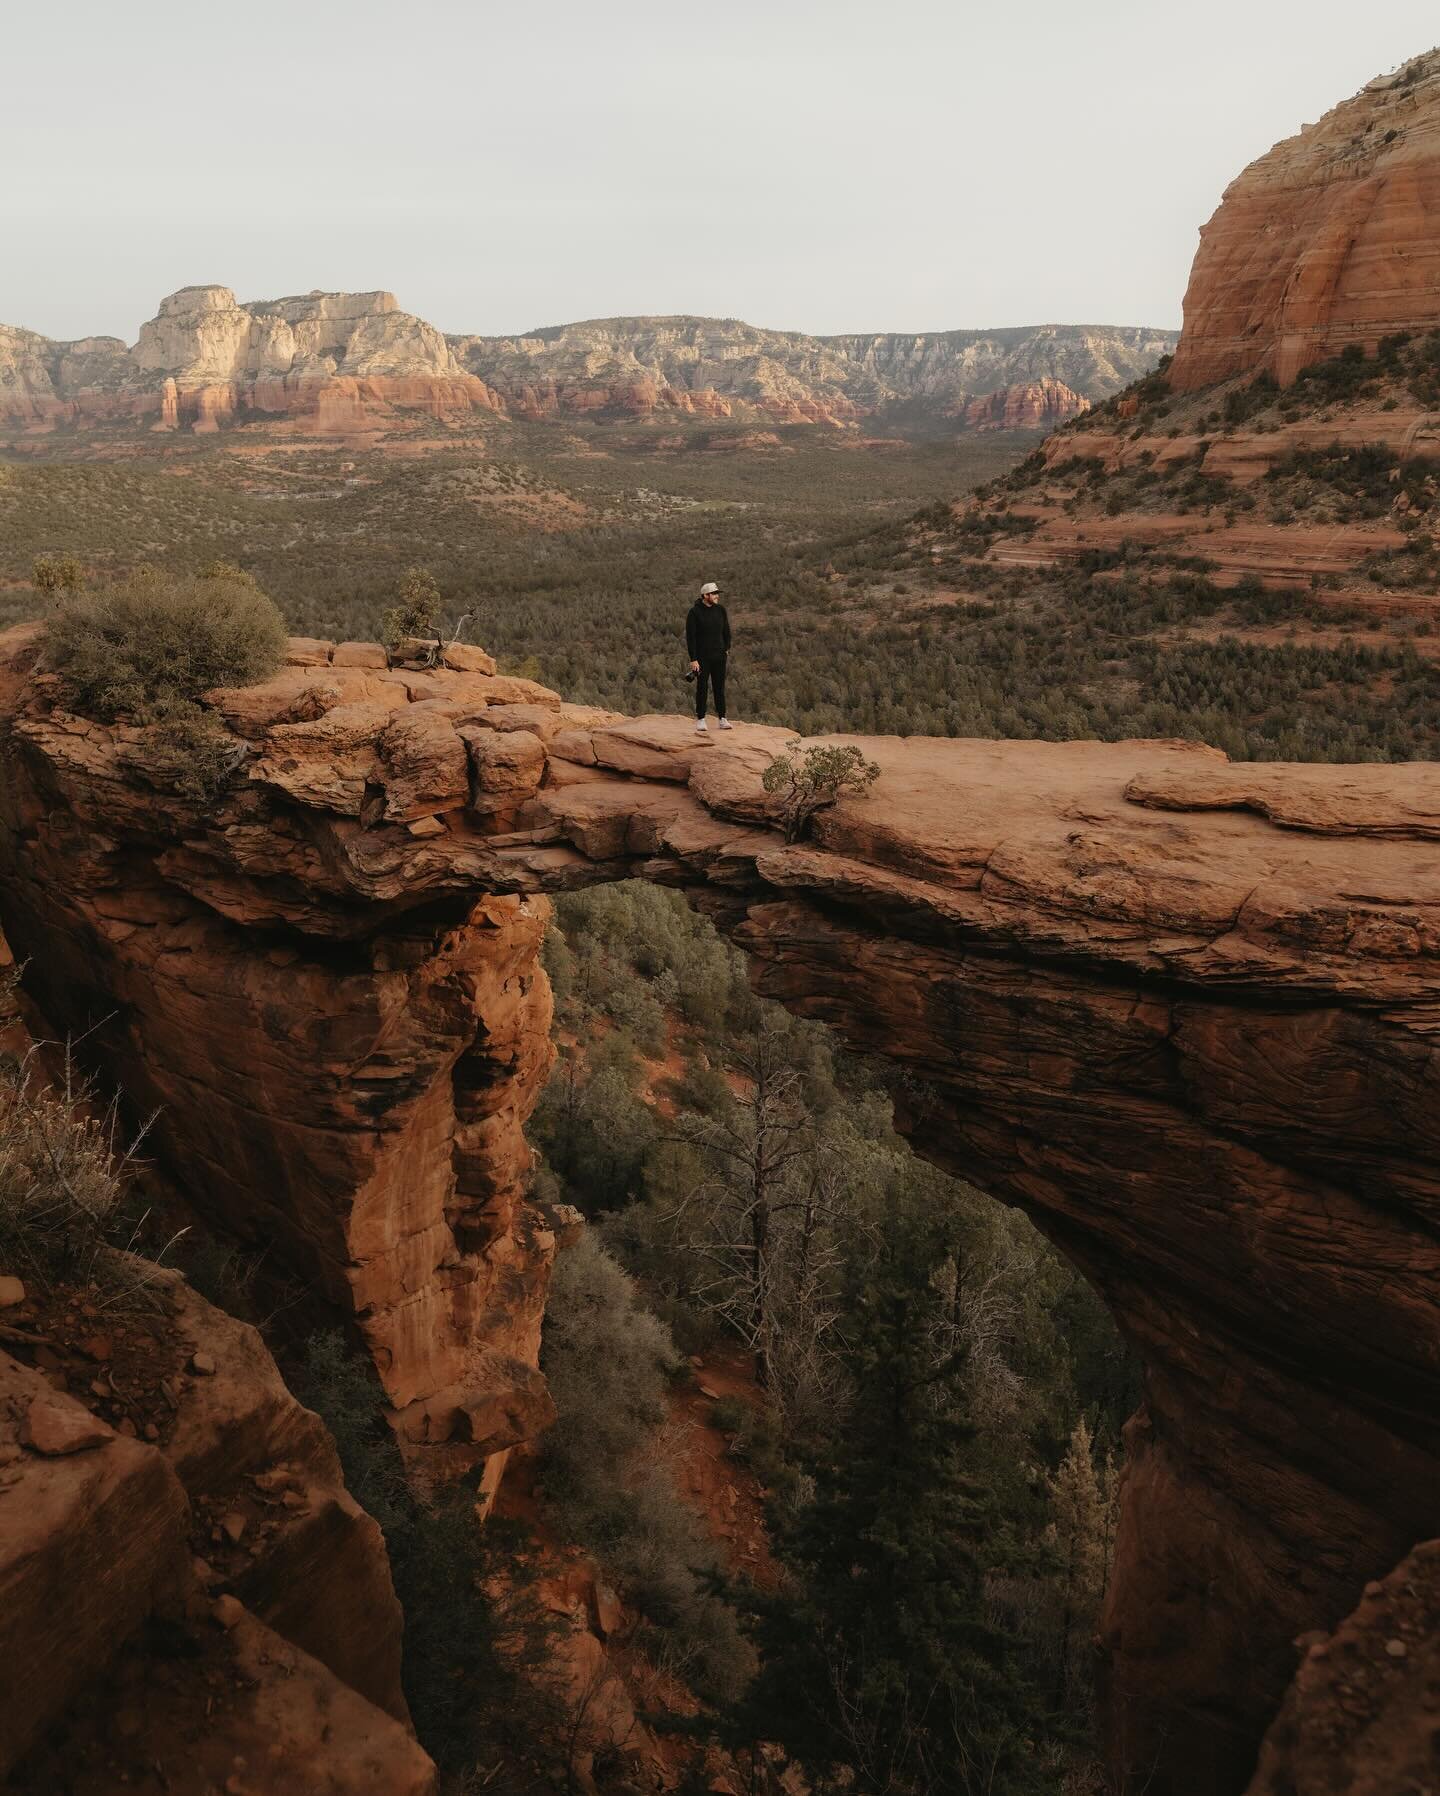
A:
[[733, 1210, 1043, 1795]]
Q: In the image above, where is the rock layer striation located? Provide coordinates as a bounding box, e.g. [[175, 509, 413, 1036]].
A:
[[0, 286, 503, 435], [451, 317, 1167, 426], [941, 50, 1440, 642], [0, 630, 1436, 1793], [0, 297, 1173, 436], [1170, 49, 1440, 390]]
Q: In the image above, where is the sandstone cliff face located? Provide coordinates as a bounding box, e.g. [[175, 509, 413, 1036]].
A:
[[133, 285, 474, 386], [0, 286, 503, 435], [1, 631, 1436, 1794], [450, 316, 1175, 426], [0, 636, 563, 1484], [944, 52, 1440, 637], [961, 376, 1089, 431], [1, 297, 1173, 437], [1169, 49, 1440, 391]]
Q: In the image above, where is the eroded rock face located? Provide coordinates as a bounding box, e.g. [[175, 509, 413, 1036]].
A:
[[0, 635, 561, 1475], [0, 629, 1436, 1792], [961, 376, 1089, 431], [0, 286, 503, 434], [1, 1351, 190, 1769], [0, 298, 1175, 435], [0, 1273, 428, 1789], [945, 53, 1440, 637], [1169, 49, 1440, 390], [1244, 1537, 1440, 1796], [451, 317, 1175, 426]]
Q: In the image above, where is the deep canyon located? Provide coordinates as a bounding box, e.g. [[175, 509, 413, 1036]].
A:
[[2, 45, 1440, 1796]]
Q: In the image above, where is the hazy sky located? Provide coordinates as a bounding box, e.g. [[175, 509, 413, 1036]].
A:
[[4, 1, 1435, 344]]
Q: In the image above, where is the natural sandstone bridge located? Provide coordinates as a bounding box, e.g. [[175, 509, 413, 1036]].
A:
[[1, 629, 1437, 1794]]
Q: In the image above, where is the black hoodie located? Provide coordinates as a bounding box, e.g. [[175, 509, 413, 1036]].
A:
[[686, 598, 731, 662]]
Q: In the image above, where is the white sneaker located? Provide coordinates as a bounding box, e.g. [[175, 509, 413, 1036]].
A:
[[718, 718, 733, 731], [695, 718, 708, 732]]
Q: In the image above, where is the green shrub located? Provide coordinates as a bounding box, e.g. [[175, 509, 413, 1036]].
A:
[[1222, 372, 1278, 426], [139, 698, 250, 800], [762, 742, 881, 842], [42, 565, 286, 721], [709, 1394, 750, 1434], [381, 564, 442, 653], [541, 1232, 752, 1700], [31, 553, 84, 600], [0, 1020, 157, 1302]]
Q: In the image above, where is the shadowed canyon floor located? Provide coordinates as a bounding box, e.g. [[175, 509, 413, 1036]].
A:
[[0, 627, 1436, 1793]]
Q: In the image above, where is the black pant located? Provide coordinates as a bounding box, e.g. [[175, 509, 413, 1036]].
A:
[[695, 656, 727, 720]]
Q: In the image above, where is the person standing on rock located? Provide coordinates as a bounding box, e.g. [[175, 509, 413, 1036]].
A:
[[686, 580, 732, 733]]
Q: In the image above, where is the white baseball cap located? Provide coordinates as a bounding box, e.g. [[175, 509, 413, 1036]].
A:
[[700, 581, 721, 595]]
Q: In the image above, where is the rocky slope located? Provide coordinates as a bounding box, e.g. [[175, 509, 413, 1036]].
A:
[[911, 49, 1440, 651], [1, 626, 1436, 1795], [0, 292, 1174, 438], [449, 316, 1168, 426], [0, 1253, 431, 1791], [1245, 1536, 1440, 1796]]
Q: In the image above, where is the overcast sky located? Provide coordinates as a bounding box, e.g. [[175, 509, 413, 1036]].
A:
[[4, 1, 1435, 344]]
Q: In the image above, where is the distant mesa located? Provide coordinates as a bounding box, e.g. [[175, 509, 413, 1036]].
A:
[[0, 286, 1175, 440], [444, 316, 1166, 430], [0, 285, 503, 437]]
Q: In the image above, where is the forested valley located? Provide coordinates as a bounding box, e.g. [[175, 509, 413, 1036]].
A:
[[529, 882, 1135, 1792]]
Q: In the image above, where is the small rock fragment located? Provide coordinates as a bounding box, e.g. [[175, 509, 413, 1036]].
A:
[[20, 1396, 114, 1456], [220, 1511, 248, 1544], [591, 1581, 623, 1640], [211, 1594, 245, 1631], [0, 1275, 25, 1308], [190, 1350, 217, 1376], [1385, 1638, 1408, 1658]]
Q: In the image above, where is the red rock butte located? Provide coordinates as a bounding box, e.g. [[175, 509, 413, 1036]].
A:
[[0, 625, 1436, 1795], [949, 50, 1440, 651], [1169, 50, 1440, 391]]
